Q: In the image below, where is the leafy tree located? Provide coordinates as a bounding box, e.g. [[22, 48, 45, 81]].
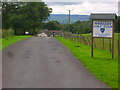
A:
[[44, 21, 61, 30], [70, 20, 92, 34], [2, 2, 52, 35], [71, 21, 81, 34], [2, 2, 21, 29]]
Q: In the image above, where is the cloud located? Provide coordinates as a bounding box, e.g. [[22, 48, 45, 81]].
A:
[[82, 2, 118, 13], [43, 0, 119, 15], [47, 2, 118, 15], [43, 0, 119, 3]]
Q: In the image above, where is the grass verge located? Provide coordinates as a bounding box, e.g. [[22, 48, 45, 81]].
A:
[[56, 36, 118, 88], [0, 36, 32, 50]]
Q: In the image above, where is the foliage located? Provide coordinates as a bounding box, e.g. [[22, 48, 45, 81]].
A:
[[70, 21, 81, 33], [44, 21, 62, 30], [2, 29, 14, 38], [33, 28, 43, 35], [63, 16, 119, 34], [71, 21, 92, 34], [62, 21, 92, 34], [2, 2, 52, 35], [56, 36, 118, 88], [116, 16, 120, 33]]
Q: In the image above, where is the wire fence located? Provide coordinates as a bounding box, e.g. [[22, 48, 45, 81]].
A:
[[63, 32, 119, 57]]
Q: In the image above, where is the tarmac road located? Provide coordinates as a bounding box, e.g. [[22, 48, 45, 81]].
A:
[[2, 37, 109, 88]]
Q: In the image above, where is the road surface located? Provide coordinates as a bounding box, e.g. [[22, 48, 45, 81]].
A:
[[2, 37, 109, 88]]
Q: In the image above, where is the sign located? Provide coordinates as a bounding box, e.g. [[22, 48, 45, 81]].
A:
[[93, 20, 113, 38], [90, 13, 116, 59]]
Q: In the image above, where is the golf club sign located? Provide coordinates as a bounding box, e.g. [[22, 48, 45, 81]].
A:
[[93, 20, 113, 38], [90, 13, 117, 59]]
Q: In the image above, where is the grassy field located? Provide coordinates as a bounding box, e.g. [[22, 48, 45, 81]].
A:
[[56, 36, 118, 88], [0, 36, 32, 50]]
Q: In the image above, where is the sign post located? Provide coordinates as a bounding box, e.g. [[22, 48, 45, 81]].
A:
[[90, 13, 117, 59], [112, 20, 115, 59]]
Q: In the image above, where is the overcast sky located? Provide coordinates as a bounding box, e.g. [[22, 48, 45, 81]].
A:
[[43, 0, 120, 15]]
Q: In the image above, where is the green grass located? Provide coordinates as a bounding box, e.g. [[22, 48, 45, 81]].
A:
[[56, 36, 118, 88], [0, 36, 32, 50], [70, 33, 119, 56]]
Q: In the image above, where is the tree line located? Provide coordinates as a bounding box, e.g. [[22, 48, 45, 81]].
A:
[[2, 2, 52, 35], [43, 15, 120, 34], [45, 16, 120, 34], [2, 1, 120, 35]]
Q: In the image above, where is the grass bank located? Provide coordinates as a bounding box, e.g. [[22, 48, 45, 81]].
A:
[[56, 36, 118, 88], [0, 36, 32, 50], [70, 33, 119, 56]]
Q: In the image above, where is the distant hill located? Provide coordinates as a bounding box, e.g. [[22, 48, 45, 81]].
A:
[[47, 14, 90, 24]]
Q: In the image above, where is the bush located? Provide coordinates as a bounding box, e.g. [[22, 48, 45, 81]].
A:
[[34, 28, 43, 35], [2, 29, 14, 38]]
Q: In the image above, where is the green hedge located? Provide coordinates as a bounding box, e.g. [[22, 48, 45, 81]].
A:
[[2, 29, 14, 38]]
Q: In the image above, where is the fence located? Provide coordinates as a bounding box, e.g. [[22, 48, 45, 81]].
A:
[[63, 32, 119, 56]]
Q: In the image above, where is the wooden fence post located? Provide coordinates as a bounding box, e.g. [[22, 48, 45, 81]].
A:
[[109, 39, 111, 52], [87, 36, 91, 45], [102, 38, 104, 49], [78, 34, 79, 43], [93, 39, 96, 48], [118, 39, 120, 57], [91, 37, 94, 57]]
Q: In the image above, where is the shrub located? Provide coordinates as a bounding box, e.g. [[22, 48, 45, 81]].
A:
[[2, 29, 14, 38]]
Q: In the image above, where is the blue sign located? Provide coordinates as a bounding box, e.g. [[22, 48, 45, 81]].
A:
[[100, 28, 105, 33]]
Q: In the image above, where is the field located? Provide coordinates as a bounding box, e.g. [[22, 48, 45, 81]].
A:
[[0, 36, 32, 50], [56, 36, 118, 88]]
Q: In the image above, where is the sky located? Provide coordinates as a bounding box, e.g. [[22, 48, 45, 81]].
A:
[[43, 0, 120, 15]]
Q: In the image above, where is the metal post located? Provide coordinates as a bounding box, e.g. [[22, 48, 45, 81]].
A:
[[68, 10, 70, 26], [68, 10, 71, 40]]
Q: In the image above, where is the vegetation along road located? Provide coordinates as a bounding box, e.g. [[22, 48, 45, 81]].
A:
[[2, 37, 109, 88]]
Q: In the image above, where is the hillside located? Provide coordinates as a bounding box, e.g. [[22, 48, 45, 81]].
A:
[[47, 14, 90, 24]]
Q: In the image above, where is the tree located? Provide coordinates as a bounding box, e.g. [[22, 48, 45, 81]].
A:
[[70, 21, 92, 34], [2, 2, 21, 29], [44, 21, 61, 30], [2, 2, 52, 35], [71, 21, 81, 34], [117, 16, 120, 33]]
